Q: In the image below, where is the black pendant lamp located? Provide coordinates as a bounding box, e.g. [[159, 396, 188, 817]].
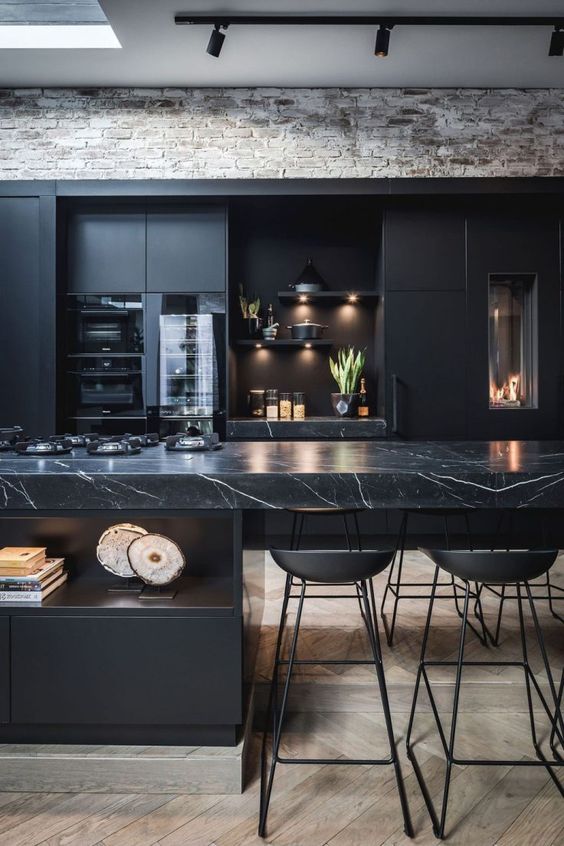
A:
[[292, 258, 327, 293]]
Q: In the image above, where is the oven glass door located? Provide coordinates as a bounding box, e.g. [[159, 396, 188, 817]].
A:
[[159, 314, 216, 417], [68, 357, 144, 418], [68, 295, 144, 354]]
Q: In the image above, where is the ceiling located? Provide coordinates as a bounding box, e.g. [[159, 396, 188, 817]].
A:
[[0, 1, 563, 88]]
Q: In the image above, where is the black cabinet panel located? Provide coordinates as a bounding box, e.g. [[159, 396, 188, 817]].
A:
[[385, 207, 466, 291], [68, 209, 145, 293], [467, 212, 561, 439], [0, 619, 8, 723], [0, 197, 55, 436], [12, 616, 241, 725], [147, 207, 226, 293], [386, 291, 467, 438]]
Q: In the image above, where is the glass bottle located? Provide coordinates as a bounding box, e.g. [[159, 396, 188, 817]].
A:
[[266, 303, 275, 327], [358, 377, 369, 417]]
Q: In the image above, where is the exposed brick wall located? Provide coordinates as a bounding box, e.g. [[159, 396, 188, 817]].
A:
[[0, 87, 563, 179]]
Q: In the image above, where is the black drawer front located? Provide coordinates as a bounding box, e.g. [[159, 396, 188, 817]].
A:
[[11, 617, 241, 726], [0, 619, 8, 723]]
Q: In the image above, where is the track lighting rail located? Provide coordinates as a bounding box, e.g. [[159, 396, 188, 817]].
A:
[[175, 15, 564, 28]]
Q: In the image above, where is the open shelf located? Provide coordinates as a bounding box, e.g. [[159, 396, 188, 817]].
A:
[[278, 290, 379, 304], [236, 339, 334, 349]]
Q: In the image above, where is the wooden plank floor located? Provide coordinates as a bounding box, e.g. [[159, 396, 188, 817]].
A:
[[0, 550, 562, 845]]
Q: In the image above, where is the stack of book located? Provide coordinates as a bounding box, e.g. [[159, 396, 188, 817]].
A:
[[0, 548, 67, 603]]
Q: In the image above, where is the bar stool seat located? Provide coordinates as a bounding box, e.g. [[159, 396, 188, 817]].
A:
[[407, 548, 563, 840], [259, 549, 413, 839]]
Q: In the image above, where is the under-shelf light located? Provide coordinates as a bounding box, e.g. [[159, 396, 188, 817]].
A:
[[304, 342, 312, 349], [298, 294, 309, 303], [347, 293, 359, 303], [255, 343, 262, 349]]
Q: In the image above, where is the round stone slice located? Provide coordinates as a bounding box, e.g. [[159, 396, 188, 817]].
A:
[[96, 523, 148, 578], [127, 533, 186, 586]]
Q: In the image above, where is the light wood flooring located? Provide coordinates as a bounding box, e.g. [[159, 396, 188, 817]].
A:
[[0, 550, 562, 845]]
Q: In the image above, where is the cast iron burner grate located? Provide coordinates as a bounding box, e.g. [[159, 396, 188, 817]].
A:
[[14, 438, 74, 456], [86, 438, 142, 456]]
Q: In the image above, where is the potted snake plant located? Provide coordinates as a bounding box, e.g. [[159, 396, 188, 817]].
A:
[[329, 346, 366, 417]]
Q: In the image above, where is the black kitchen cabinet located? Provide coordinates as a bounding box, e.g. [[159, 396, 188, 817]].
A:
[[67, 208, 146, 293], [467, 210, 561, 439], [0, 196, 55, 436], [385, 206, 466, 292], [146, 206, 226, 293], [386, 291, 467, 438], [12, 616, 241, 725]]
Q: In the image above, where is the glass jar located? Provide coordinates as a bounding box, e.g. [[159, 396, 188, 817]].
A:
[[265, 388, 279, 419], [248, 389, 265, 417], [279, 392, 292, 420], [293, 392, 305, 419]]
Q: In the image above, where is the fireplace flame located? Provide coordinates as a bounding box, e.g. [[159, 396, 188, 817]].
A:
[[490, 373, 521, 406]]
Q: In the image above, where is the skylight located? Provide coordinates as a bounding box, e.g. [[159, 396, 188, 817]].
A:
[[0, 24, 120, 48]]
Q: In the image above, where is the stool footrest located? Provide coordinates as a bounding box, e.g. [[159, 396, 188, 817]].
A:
[[276, 755, 394, 766]]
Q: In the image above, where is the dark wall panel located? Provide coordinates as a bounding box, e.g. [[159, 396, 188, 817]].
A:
[[467, 210, 561, 439], [386, 291, 467, 438], [147, 206, 226, 293], [67, 208, 146, 293], [385, 206, 466, 292], [0, 197, 55, 436]]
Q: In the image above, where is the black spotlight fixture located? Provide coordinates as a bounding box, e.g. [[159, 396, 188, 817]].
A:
[[374, 24, 392, 58], [549, 26, 564, 56], [206, 23, 226, 57]]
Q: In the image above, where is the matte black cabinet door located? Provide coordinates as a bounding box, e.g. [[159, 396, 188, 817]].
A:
[[0, 619, 9, 723], [146, 207, 226, 293], [67, 209, 146, 293], [12, 616, 241, 725], [385, 207, 466, 292], [0, 197, 55, 436], [467, 211, 561, 439], [386, 291, 467, 438]]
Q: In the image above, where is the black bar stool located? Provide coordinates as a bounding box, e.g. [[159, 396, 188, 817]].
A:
[[287, 506, 363, 551], [406, 548, 564, 840], [380, 509, 490, 647], [259, 548, 413, 840]]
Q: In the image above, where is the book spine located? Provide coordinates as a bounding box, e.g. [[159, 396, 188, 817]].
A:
[[0, 591, 44, 602], [0, 582, 44, 590]]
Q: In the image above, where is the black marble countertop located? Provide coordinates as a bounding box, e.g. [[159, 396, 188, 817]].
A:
[[227, 416, 387, 439], [1, 440, 564, 511]]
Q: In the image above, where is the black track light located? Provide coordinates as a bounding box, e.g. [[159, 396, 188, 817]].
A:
[[549, 26, 564, 56], [206, 24, 226, 57], [375, 24, 391, 58]]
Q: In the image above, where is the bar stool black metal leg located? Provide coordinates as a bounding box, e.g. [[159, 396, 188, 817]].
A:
[[259, 580, 306, 838], [381, 512, 408, 646], [290, 512, 298, 551], [296, 513, 305, 550], [524, 583, 564, 783], [436, 582, 470, 839], [353, 510, 362, 551], [342, 513, 352, 551], [359, 581, 413, 838], [550, 669, 564, 757]]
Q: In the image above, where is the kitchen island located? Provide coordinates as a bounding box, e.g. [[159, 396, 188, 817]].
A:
[[1, 439, 564, 511], [0, 438, 562, 787]]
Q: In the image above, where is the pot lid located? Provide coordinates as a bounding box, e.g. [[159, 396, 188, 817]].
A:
[[292, 258, 327, 290], [288, 319, 327, 328]]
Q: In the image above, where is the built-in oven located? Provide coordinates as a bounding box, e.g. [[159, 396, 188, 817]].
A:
[[67, 295, 144, 355], [67, 357, 145, 419]]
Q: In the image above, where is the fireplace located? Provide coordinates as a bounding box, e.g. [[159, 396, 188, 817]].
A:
[[488, 274, 537, 410]]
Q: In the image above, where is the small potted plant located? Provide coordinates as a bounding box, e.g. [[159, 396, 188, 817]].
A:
[[329, 346, 366, 417], [239, 285, 262, 337]]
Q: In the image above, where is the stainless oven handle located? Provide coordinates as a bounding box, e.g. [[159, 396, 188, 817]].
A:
[[391, 373, 399, 435], [79, 309, 129, 317]]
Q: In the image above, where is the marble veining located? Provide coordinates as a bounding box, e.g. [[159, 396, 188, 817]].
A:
[[0, 440, 563, 511]]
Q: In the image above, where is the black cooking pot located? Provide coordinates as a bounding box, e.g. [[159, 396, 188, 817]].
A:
[[287, 319, 328, 340]]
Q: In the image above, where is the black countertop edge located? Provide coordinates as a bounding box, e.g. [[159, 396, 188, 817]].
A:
[[0, 440, 564, 510]]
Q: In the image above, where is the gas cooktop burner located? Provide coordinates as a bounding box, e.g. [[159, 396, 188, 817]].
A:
[[15, 438, 74, 457], [86, 438, 142, 456], [0, 426, 25, 450], [165, 433, 222, 452], [50, 434, 87, 448]]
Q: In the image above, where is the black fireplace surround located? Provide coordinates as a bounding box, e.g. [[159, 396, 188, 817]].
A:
[[1, 177, 563, 442]]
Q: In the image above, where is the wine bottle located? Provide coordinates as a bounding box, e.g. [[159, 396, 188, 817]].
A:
[[358, 376, 369, 417]]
